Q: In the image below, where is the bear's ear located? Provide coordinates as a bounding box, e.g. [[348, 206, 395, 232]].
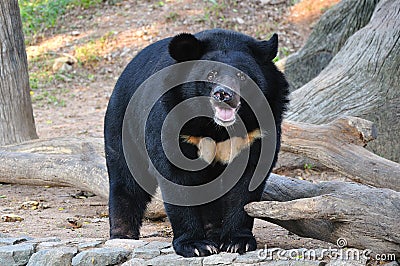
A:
[[168, 33, 203, 62], [252, 33, 278, 62]]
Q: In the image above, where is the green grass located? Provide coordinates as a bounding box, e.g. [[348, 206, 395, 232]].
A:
[[166, 12, 180, 22], [74, 31, 116, 66], [304, 163, 313, 170], [31, 87, 68, 107], [19, 0, 102, 44], [28, 52, 71, 107], [273, 47, 291, 63]]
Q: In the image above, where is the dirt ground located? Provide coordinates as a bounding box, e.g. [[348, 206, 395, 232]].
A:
[[1, 0, 342, 251]]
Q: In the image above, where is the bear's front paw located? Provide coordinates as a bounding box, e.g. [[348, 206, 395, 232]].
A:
[[174, 239, 219, 257], [220, 234, 256, 254]]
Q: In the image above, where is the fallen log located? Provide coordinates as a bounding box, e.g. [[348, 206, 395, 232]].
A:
[[281, 116, 400, 191], [0, 137, 165, 219], [246, 173, 400, 256], [0, 137, 108, 198]]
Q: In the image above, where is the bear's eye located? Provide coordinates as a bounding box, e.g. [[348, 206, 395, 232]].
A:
[[236, 72, 246, 81], [207, 70, 218, 81]]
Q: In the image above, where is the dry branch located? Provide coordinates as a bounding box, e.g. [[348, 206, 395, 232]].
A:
[[281, 116, 400, 191], [246, 173, 400, 256], [0, 137, 165, 219], [0, 137, 108, 198]]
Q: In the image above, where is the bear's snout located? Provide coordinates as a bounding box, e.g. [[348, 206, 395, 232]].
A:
[[212, 86, 234, 103], [210, 85, 241, 127]]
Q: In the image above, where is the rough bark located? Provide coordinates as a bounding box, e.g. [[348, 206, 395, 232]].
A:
[[245, 173, 400, 256], [0, 0, 38, 145], [274, 152, 325, 172], [281, 116, 400, 191], [0, 137, 108, 198], [286, 0, 400, 162], [0, 137, 166, 219], [284, 0, 379, 91]]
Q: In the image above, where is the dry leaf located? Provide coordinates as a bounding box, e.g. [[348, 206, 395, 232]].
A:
[[1, 214, 24, 222], [66, 217, 83, 229]]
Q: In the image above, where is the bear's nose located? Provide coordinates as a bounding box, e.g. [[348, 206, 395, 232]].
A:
[[212, 86, 233, 103]]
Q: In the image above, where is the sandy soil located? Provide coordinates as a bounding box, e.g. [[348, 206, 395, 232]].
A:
[[1, 0, 342, 251]]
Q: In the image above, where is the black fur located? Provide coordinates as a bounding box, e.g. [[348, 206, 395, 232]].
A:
[[104, 29, 289, 257]]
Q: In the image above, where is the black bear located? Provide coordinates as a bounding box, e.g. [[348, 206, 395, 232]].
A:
[[104, 29, 289, 257]]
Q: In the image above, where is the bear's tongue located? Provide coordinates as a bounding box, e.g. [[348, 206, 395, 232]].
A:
[[215, 106, 235, 121]]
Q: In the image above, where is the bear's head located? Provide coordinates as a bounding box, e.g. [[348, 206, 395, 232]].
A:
[[167, 29, 283, 129]]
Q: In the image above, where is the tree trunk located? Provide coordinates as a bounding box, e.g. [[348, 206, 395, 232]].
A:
[[286, 0, 400, 162], [245, 174, 400, 256], [284, 0, 379, 91], [0, 0, 38, 145]]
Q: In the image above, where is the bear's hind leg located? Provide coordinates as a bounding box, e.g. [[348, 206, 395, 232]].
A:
[[109, 171, 152, 239]]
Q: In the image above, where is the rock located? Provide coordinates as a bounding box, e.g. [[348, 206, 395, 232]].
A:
[[120, 47, 132, 58], [36, 241, 68, 251], [135, 30, 144, 37], [122, 258, 146, 265], [146, 253, 203, 266], [256, 248, 330, 265], [104, 239, 148, 251], [145, 241, 171, 250], [325, 259, 366, 266], [26, 237, 61, 245], [145, 254, 179, 266], [0, 243, 35, 266], [27, 247, 77, 266], [71, 247, 129, 266], [77, 240, 103, 251], [234, 250, 265, 264], [257, 261, 325, 266], [203, 252, 238, 265], [132, 247, 160, 259], [71, 31, 81, 36], [382, 262, 399, 266], [325, 248, 368, 265], [0, 237, 28, 246], [259, 0, 286, 5], [236, 17, 245, 24], [52, 57, 76, 73], [160, 247, 175, 254]]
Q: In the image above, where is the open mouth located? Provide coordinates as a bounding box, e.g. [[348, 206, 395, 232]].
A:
[[210, 85, 241, 127], [212, 105, 239, 127]]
